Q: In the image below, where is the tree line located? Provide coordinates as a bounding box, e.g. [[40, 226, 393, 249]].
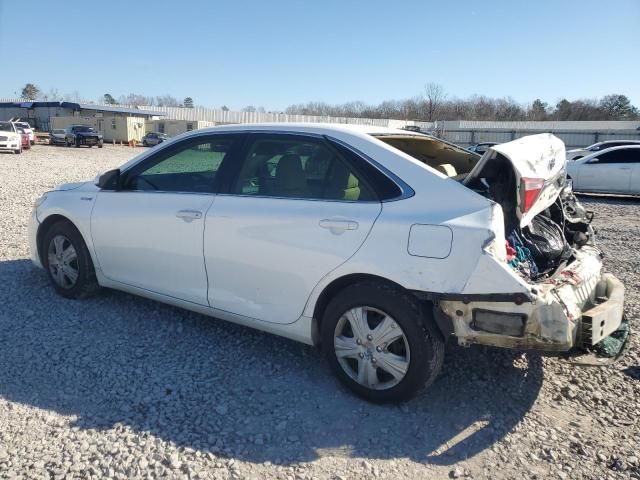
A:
[[18, 84, 195, 109], [284, 84, 639, 122], [17, 82, 639, 121]]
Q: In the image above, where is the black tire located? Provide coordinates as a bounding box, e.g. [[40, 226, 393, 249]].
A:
[[143, 140, 148, 147], [75, 138, 81, 148], [42, 221, 100, 299], [321, 281, 444, 403], [98, 143, 103, 148], [65, 139, 71, 147], [14, 147, 21, 154]]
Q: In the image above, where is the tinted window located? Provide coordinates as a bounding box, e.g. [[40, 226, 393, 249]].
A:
[[124, 136, 235, 193], [232, 135, 376, 201], [0, 122, 15, 132], [595, 149, 639, 164]]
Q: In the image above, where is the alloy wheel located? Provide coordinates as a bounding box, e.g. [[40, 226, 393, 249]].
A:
[[47, 234, 79, 289], [333, 306, 410, 390]]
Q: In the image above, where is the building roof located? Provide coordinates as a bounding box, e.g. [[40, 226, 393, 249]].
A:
[[0, 101, 165, 117], [71, 103, 166, 116]]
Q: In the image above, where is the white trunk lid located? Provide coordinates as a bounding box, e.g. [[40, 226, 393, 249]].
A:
[[464, 133, 566, 228]]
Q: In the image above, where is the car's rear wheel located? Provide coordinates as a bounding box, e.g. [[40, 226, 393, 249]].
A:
[[321, 282, 444, 402], [42, 221, 100, 299], [13, 147, 22, 154]]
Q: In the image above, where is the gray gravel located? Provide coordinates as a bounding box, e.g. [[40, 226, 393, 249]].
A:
[[0, 145, 638, 480]]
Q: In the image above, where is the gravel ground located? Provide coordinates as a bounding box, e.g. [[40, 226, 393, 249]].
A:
[[0, 145, 638, 480]]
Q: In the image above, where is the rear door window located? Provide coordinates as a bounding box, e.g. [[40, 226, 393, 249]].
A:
[[230, 134, 378, 201]]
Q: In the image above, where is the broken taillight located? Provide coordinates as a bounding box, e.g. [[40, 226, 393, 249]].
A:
[[520, 177, 545, 214]]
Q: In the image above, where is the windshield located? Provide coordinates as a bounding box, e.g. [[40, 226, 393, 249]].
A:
[[53, 130, 65, 134], [15, 122, 30, 128], [0, 122, 15, 132], [74, 126, 95, 133]]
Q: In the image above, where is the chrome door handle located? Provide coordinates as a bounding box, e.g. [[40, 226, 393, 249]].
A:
[[176, 210, 203, 222], [319, 219, 359, 232]]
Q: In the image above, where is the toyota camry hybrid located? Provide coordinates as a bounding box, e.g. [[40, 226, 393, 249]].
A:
[[28, 124, 626, 402]]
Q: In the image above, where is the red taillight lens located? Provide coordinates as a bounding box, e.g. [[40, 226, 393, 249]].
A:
[[520, 177, 545, 214]]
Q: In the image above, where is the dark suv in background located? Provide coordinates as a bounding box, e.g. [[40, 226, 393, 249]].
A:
[[65, 125, 103, 148]]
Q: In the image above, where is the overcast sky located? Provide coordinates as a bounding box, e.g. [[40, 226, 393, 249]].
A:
[[0, 0, 638, 110]]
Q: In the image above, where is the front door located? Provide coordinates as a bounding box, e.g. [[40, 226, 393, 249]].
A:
[[91, 134, 242, 305], [205, 133, 382, 324]]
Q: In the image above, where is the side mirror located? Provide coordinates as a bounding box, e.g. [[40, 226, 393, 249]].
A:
[[96, 169, 121, 190]]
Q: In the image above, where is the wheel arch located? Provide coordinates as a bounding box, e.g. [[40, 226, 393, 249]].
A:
[[310, 273, 450, 346], [36, 214, 82, 266]]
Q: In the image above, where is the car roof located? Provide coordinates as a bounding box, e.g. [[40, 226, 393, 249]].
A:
[[581, 144, 640, 158], [190, 122, 421, 137]]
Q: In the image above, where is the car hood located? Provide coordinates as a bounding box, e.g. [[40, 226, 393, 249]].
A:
[[52, 181, 100, 192], [464, 133, 566, 228]]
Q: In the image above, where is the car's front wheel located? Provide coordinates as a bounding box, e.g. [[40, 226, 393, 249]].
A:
[[42, 221, 100, 299], [321, 282, 445, 402]]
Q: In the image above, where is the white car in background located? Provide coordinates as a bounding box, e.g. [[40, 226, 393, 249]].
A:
[[566, 140, 640, 161], [567, 145, 640, 195], [12, 121, 35, 145], [0, 121, 23, 153], [28, 124, 625, 402]]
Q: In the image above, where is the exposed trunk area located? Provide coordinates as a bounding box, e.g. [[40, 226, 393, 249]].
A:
[[373, 133, 596, 281]]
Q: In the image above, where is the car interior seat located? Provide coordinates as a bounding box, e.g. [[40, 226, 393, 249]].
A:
[[326, 160, 361, 200], [273, 154, 307, 197], [436, 163, 458, 177]]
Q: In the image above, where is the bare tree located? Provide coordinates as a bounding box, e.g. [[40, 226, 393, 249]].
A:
[[423, 83, 445, 122], [21, 83, 40, 100]]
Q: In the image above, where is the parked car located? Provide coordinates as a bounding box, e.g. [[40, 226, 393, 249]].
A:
[[13, 121, 35, 145], [566, 145, 640, 194], [64, 125, 103, 148], [0, 121, 22, 154], [28, 125, 625, 402], [566, 140, 640, 161], [141, 132, 169, 147], [49, 129, 67, 146], [16, 127, 31, 150], [467, 142, 499, 155]]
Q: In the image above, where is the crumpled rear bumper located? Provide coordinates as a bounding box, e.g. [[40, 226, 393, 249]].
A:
[[440, 246, 626, 352]]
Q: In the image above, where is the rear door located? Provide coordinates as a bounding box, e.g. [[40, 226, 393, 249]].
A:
[[204, 133, 382, 324], [626, 148, 640, 194], [577, 149, 633, 193]]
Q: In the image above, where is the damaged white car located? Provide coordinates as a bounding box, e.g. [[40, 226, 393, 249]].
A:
[[28, 124, 626, 402]]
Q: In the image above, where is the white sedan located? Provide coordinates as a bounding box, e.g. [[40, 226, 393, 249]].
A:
[[0, 121, 23, 153], [28, 124, 625, 401], [566, 145, 640, 195]]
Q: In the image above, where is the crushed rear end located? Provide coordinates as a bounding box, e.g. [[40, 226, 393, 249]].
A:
[[374, 132, 627, 353], [441, 134, 626, 352]]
